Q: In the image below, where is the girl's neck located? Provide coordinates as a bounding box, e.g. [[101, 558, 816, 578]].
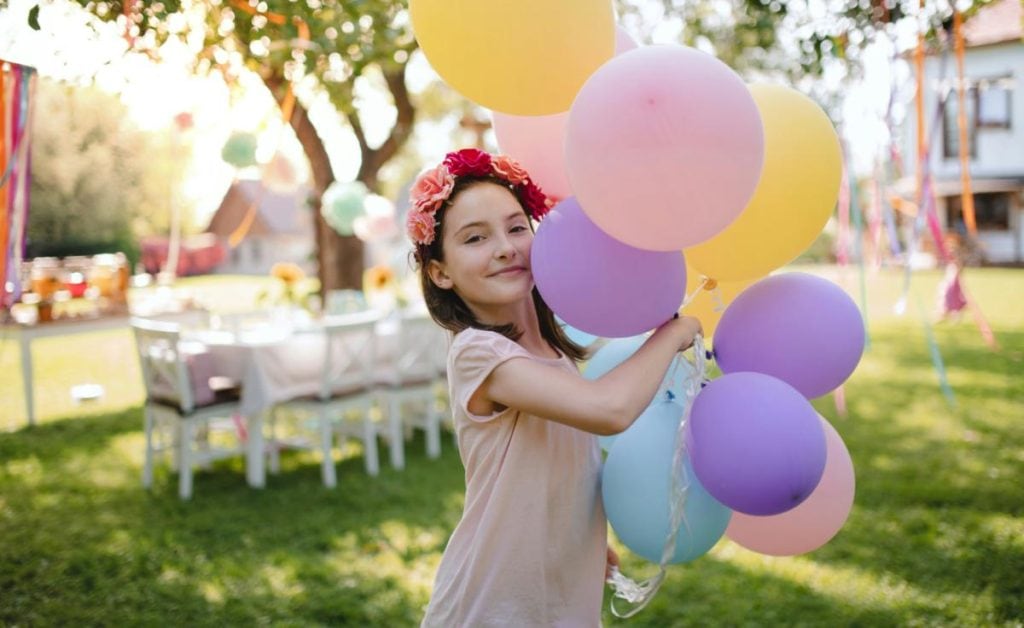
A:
[[469, 296, 556, 358]]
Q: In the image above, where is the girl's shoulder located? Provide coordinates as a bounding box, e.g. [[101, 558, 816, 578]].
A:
[[450, 327, 566, 365]]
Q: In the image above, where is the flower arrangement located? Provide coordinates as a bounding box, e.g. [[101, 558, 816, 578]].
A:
[[258, 262, 310, 309], [405, 149, 554, 247]]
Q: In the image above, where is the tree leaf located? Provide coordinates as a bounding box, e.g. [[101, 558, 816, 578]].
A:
[[28, 4, 41, 31]]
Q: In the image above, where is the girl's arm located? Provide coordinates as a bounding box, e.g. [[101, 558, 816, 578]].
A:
[[478, 316, 702, 436]]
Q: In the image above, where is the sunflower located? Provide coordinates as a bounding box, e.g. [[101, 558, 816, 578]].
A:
[[270, 262, 305, 285], [363, 265, 396, 292]]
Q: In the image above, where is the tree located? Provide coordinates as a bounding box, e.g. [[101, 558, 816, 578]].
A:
[[28, 76, 189, 265], [617, 0, 994, 78], [60, 0, 418, 291]]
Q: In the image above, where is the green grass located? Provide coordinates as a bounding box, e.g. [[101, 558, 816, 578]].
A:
[[1, 267, 1022, 626]]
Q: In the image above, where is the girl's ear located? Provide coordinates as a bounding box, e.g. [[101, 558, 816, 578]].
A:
[[427, 260, 454, 290]]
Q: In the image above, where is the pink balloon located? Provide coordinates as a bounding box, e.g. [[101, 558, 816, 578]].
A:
[[725, 416, 855, 556], [566, 45, 764, 251], [493, 112, 572, 200], [492, 25, 639, 202], [614, 25, 638, 54]]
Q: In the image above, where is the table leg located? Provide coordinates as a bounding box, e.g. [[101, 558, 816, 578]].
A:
[[19, 334, 35, 427], [246, 413, 265, 488]]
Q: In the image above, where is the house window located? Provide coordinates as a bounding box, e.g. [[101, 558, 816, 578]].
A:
[[946, 192, 1011, 232], [976, 76, 1012, 129], [943, 86, 977, 159]]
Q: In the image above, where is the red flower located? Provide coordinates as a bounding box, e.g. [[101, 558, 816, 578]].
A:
[[519, 180, 551, 221], [444, 148, 492, 177]]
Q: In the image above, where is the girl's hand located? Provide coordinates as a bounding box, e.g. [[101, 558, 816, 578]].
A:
[[672, 314, 703, 351], [605, 546, 621, 580]]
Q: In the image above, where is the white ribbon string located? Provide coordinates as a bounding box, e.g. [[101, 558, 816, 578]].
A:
[[607, 334, 707, 618]]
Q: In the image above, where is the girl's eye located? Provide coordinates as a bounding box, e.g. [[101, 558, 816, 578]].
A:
[[464, 235, 483, 244], [510, 225, 528, 233]]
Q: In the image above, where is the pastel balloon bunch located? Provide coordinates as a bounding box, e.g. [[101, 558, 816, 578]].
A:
[[409, 0, 858, 580]]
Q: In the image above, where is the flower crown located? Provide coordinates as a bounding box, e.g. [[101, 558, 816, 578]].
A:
[[406, 148, 554, 247]]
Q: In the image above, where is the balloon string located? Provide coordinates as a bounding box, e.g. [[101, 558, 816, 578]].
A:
[[608, 334, 706, 618], [679, 276, 711, 311]]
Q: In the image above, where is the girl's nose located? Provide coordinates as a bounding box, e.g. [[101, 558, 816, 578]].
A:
[[494, 235, 517, 259]]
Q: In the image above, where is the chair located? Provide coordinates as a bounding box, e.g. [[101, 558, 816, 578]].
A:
[[270, 311, 382, 487], [131, 317, 244, 500], [378, 310, 450, 470]]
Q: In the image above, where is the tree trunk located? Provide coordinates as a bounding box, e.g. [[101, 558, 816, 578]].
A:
[[267, 63, 415, 295], [268, 76, 364, 293]]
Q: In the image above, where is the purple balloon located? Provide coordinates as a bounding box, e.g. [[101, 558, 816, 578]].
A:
[[713, 273, 865, 399], [532, 197, 686, 337], [687, 372, 826, 516]]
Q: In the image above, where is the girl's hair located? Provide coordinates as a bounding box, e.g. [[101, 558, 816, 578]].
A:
[[413, 176, 587, 362]]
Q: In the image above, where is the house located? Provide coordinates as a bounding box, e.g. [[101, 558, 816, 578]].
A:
[[902, 0, 1023, 264], [206, 180, 315, 275]]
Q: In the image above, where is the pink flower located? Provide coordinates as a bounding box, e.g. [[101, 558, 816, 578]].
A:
[[406, 210, 437, 246], [491, 154, 530, 185], [444, 148, 492, 177], [410, 164, 455, 214]]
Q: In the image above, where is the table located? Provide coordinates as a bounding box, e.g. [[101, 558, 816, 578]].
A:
[[3, 316, 131, 428], [185, 310, 395, 488]]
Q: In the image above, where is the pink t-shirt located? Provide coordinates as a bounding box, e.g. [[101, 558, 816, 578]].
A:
[[422, 328, 607, 628]]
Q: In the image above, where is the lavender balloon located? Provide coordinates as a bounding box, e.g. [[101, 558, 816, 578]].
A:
[[713, 273, 865, 399], [532, 197, 686, 338], [687, 372, 826, 516]]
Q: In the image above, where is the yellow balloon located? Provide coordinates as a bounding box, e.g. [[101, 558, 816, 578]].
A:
[[685, 84, 842, 281], [680, 263, 754, 339], [409, 0, 616, 115]]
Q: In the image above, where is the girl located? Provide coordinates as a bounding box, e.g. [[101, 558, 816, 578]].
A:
[[410, 149, 702, 627]]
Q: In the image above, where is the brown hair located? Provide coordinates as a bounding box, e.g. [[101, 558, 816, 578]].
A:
[[412, 176, 587, 362]]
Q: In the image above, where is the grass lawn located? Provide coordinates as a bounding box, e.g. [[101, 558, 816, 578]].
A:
[[1, 267, 1022, 626]]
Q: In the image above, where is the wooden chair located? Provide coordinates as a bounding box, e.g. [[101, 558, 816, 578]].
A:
[[131, 317, 244, 500], [378, 311, 450, 470], [270, 311, 382, 487]]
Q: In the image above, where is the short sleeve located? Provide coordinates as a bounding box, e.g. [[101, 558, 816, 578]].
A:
[[448, 329, 532, 423]]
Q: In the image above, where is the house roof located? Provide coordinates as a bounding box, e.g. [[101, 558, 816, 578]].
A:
[[206, 180, 313, 238], [963, 0, 1022, 47]]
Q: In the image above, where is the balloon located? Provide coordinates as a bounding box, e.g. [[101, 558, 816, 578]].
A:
[[409, 0, 615, 115], [614, 25, 639, 54], [687, 372, 826, 516], [490, 25, 639, 201], [727, 415, 855, 555], [492, 111, 572, 200], [584, 336, 697, 451], [603, 400, 732, 563], [565, 45, 764, 251], [532, 197, 686, 338], [221, 131, 258, 168], [713, 273, 865, 399], [681, 264, 755, 339], [686, 84, 843, 281], [556, 316, 599, 347], [321, 181, 369, 237]]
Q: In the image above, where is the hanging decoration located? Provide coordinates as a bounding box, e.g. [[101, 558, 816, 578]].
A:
[[1, 62, 37, 312]]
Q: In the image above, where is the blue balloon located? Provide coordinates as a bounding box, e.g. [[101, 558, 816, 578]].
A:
[[586, 337, 698, 451], [556, 316, 599, 347], [602, 400, 732, 564]]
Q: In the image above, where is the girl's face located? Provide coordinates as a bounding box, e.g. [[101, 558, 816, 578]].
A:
[[427, 183, 535, 311]]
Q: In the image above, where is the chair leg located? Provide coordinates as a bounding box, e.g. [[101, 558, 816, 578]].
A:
[[388, 393, 405, 470], [179, 420, 194, 500], [426, 407, 441, 459], [268, 407, 281, 475], [320, 407, 337, 488], [362, 410, 380, 477], [142, 406, 155, 489]]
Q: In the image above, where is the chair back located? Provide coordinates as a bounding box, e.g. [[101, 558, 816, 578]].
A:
[[320, 311, 381, 399], [393, 311, 449, 386], [131, 317, 195, 413]]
